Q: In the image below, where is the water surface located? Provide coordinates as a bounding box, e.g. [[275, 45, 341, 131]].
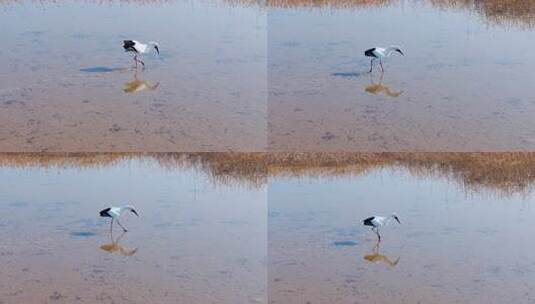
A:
[[4, 1, 535, 151], [2, 153, 535, 302], [269, 167, 535, 303], [268, 0, 535, 151], [0, 156, 267, 303], [0, 0, 267, 151]]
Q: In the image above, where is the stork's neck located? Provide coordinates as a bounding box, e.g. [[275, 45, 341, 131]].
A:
[[385, 47, 397, 57], [146, 42, 158, 53], [119, 205, 134, 213], [385, 215, 396, 225]]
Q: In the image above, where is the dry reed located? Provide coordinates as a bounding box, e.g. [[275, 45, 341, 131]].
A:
[[1, 152, 535, 195]]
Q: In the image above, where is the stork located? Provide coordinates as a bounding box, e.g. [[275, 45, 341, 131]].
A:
[[99, 205, 139, 232], [123, 40, 160, 68], [363, 214, 401, 241], [364, 46, 404, 73]]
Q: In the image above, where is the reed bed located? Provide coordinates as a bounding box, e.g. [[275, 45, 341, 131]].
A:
[[0, 0, 176, 4], [266, 0, 535, 27], [429, 0, 535, 28], [265, 0, 391, 9], [267, 153, 535, 195], [1, 0, 532, 27], [1, 152, 535, 195], [0, 152, 130, 169]]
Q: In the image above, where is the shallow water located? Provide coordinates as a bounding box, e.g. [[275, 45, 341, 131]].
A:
[[0, 0, 267, 151], [269, 168, 535, 303], [0, 157, 267, 303], [3, 1, 535, 151], [268, 1, 535, 151], [2, 153, 535, 302]]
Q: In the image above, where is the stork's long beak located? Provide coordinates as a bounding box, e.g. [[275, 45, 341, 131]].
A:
[[132, 209, 139, 217], [398, 50, 404, 56], [154, 46, 160, 55], [395, 217, 401, 224]]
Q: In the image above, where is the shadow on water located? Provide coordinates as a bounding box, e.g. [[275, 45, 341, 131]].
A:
[[333, 240, 358, 247], [100, 231, 138, 256], [331, 71, 367, 78], [79, 66, 128, 73], [363, 241, 400, 267], [70, 231, 97, 238]]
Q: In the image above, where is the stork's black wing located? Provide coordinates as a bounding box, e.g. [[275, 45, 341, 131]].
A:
[[123, 40, 137, 53], [364, 48, 377, 58], [99, 207, 112, 217], [363, 216, 375, 226]]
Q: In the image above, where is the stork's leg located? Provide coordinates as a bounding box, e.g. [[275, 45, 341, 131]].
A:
[[380, 60, 384, 73], [373, 239, 380, 252], [373, 227, 381, 241], [116, 230, 126, 243], [377, 228, 381, 242], [371, 227, 378, 239], [116, 219, 128, 232], [134, 55, 138, 68], [133, 56, 145, 68], [369, 58, 375, 73], [110, 218, 114, 234]]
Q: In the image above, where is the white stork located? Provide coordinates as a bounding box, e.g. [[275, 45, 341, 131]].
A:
[[100, 205, 139, 232], [363, 214, 401, 241], [364, 46, 404, 73], [123, 40, 160, 68]]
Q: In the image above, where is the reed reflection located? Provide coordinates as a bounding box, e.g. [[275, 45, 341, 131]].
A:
[[363, 241, 399, 267], [99, 231, 138, 256], [364, 74, 403, 98]]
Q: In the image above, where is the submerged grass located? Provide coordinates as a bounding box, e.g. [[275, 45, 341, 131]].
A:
[[1, 153, 535, 195]]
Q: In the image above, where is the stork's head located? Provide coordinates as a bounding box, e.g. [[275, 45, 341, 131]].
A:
[[388, 45, 404, 56], [123, 205, 139, 217], [149, 41, 160, 55], [391, 213, 401, 224]]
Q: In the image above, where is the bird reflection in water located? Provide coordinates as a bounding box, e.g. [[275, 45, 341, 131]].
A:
[[100, 231, 138, 256], [365, 73, 403, 98], [123, 70, 159, 94], [363, 241, 399, 267]]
